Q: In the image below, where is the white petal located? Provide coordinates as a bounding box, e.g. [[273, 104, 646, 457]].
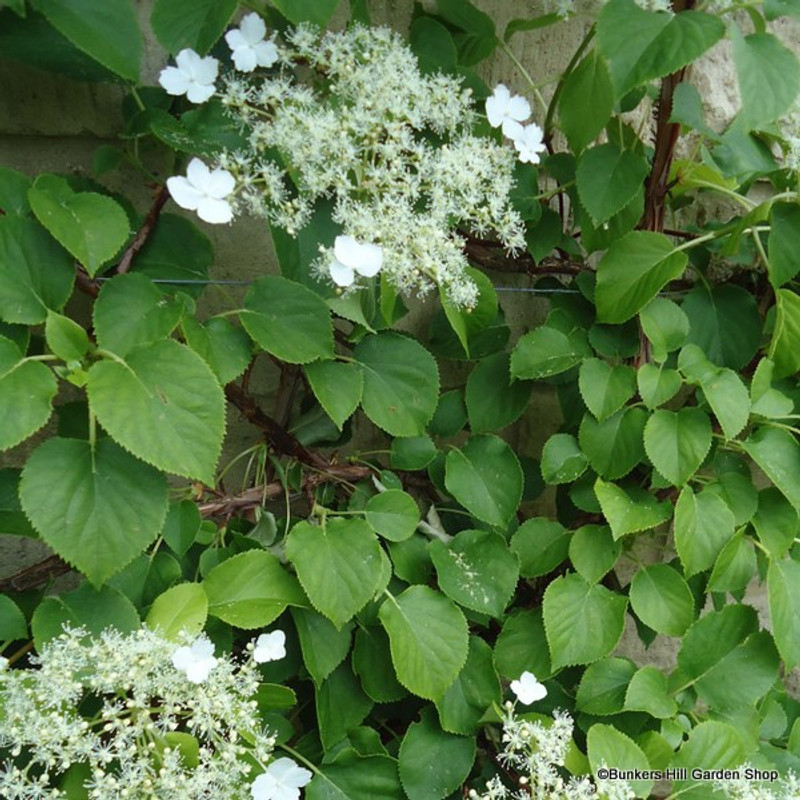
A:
[[171, 645, 194, 671], [329, 258, 354, 287], [206, 167, 235, 198], [159, 66, 190, 96], [192, 55, 219, 84], [232, 46, 258, 73], [333, 235, 362, 268], [491, 83, 511, 103], [184, 659, 212, 684], [485, 95, 505, 128], [226, 29, 247, 49], [186, 158, 211, 189], [250, 773, 278, 800], [353, 243, 383, 277], [167, 176, 203, 211], [502, 118, 524, 140], [186, 81, 216, 104], [506, 94, 531, 123], [239, 12, 267, 45], [191, 636, 215, 658], [197, 197, 233, 224], [269, 758, 312, 787], [254, 40, 279, 68], [175, 48, 201, 73]]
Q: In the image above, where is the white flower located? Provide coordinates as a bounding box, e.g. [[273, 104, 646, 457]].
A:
[[0, 656, 7, 671], [167, 158, 236, 224], [253, 631, 286, 664], [510, 671, 547, 705], [329, 234, 383, 287], [485, 84, 531, 139], [158, 49, 219, 104], [250, 758, 312, 800], [171, 635, 218, 684], [225, 12, 279, 72], [513, 123, 547, 165]]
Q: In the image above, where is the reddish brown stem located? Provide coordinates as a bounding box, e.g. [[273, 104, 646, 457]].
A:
[[116, 186, 170, 275]]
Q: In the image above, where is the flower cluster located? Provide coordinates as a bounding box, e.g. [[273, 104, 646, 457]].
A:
[[158, 16, 527, 307], [0, 626, 308, 800]]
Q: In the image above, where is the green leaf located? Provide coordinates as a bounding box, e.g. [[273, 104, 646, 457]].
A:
[[669, 82, 718, 139], [410, 17, 457, 71], [629, 564, 694, 636], [766, 0, 800, 20], [146, 582, 208, 640], [644, 407, 712, 486], [768, 558, 800, 670], [45, 311, 89, 362], [637, 364, 682, 409], [588, 724, 653, 798], [674, 486, 736, 577], [510, 325, 591, 380], [271, 0, 338, 26], [28, 175, 129, 276], [541, 433, 588, 484], [399, 707, 475, 800], [241, 276, 334, 365], [0, 216, 74, 324], [379, 585, 469, 701], [305, 360, 362, 430], [743, 426, 800, 511], [306, 752, 403, 800], [578, 359, 636, 422], [597, 0, 724, 97], [671, 722, 746, 790], [150, 0, 237, 54], [182, 316, 252, 386], [162, 500, 201, 556], [510, 518, 570, 579], [390, 435, 437, 471], [86, 339, 225, 484], [94, 274, 182, 357], [768, 203, 800, 287], [292, 608, 352, 686], [579, 407, 646, 480], [569, 524, 621, 584], [732, 27, 800, 130], [576, 144, 649, 226], [640, 297, 690, 358], [770, 288, 800, 379], [286, 518, 382, 628], [429, 390, 467, 437], [365, 490, 419, 542], [355, 332, 439, 437], [494, 609, 552, 681], [436, 637, 500, 735], [444, 434, 523, 527], [31, 584, 139, 648], [596, 231, 688, 324], [203, 550, 306, 628], [0, 594, 27, 640], [504, 14, 563, 41], [440, 268, 498, 358], [33, 0, 141, 80], [0, 335, 57, 450], [543, 573, 627, 670], [0, 167, 32, 216], [466, 351, 532, 433], [436, 0, 495, 35], [576, 657, 637, 716], [595, 478, 673, 540], [625, 667, 677, 719], [315, 660, 373, 750], [559, 51, 614, 153], [353, 626, 407, 703], [708, 533, 756, 592], [681, 284, 761, 369], [752, 487, 798, 558], [750, 358, 793, 418], [430, 529, 519, 617], [19, 437, 168, 586]]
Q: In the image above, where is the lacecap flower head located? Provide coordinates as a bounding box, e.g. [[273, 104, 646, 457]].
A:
[[167, 158, 235, 224], [510, 671, 547, 705], [485, 83, 531, 139], [253, 630, 287, 663], [159, 48, 218, 103]]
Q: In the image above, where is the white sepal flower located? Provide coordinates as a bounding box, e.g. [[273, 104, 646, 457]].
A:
[[225, 12, 279, 72], [513, 123, 547, 165], [485, 84, 531, 138], [158, 48, 219, 104], [253, 630, 286, 664], [171, 635, 218, 684], [510, 671, 547, 705], [329, 235, 383, 287], [250, 758, 312, 800], [167, 158, 236, 224]]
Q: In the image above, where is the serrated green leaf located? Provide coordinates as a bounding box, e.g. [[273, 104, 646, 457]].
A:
[[431, 529, 518, 617], [355, 332, 439, 437], [466, 351, 532, 433], [444, 434, 523, 527], [743, 426, 800, 511], [183, 315, 252, 386], [306, 752, 403, 800], [768, 202, 800, 287], [595, 478, 673, 539], [0, 216, 74, 324], [45, 311, 89, 362], [203, 550, 306, 628], [315, 660, 373, 750], [588, 724, 653, 797], [87, 339, 225, 483], [379, 585, 469, 701], [708, 533, 756, 592], [637, 364, 682, 409], [569, 524, 620, 584], [579, 407, 646, 480], [0, 166, 32, 216], [770, 288, 800, 379], [150, 0, 237, 54], [19, 437, 168, 586], [543, 573, 627, 670], [241, 276, 334, 365], [768, 558, 800, 670], [576, 657, 637, 716], [510, 518, 570, 579], [671, 722, 746, 786], [440, 267, 498, 358], [28, 176, 129, 276], [669, 82, 718, 139], [494, 609, 552, 681], [750, 358, 793, 418], [353, 626, 407, 703], [292, 608, 352, 686], [0, 593, 27, 641], [674, 486, 735, 577], [640, 296, 689, 358], [578, 359, 636, 422], [271, 0, 338, 26], [304, 360, 363, 430], [510, 325, 591, 380], [559, 51, 614, 153], [541, 433, 588, 484], [365, 490, 419, 542], [625, 667, 677, 719], [644, 407, 712, 486], [146, 582, 208, 641], [752, 487, 798, 558], [390, 435, 437, 471], [629, 563, 694, 636], [286, 518, 382, 629], [596, 231, 687, 324]]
